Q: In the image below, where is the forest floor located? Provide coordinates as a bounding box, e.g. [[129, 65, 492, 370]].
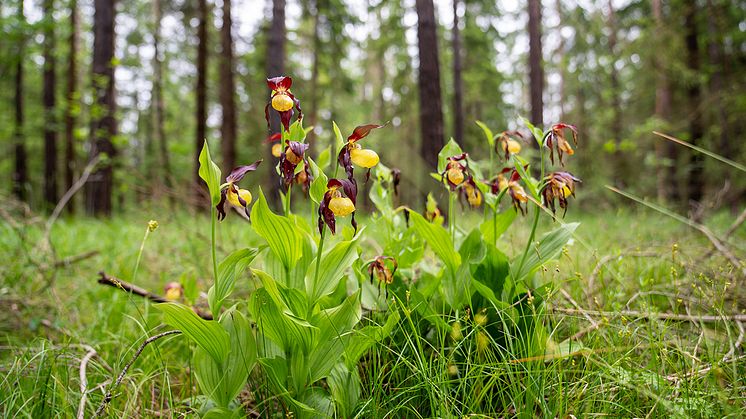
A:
[[1, 205, 744, 417]]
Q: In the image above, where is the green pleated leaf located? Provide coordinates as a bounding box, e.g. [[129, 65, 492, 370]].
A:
[[343, 309, 400, 369], [436, 138, 464, 173], [198, 141, 222, 206], [475, 120, 495, 148], [409, 211, 461, 275], [328, 363, 361, 419], [307, 235, 360, 302], [511, 222, 579, 280], [156, 303, 229, 364], [251, 189, 303, 271], [208, 248, 259, 315], [307, 157, 328, 205], [480, 209, 517, 244]]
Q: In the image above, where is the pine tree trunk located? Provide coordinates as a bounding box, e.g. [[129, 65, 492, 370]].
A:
[[308, 0, 321, 152], [64, 0, 78, 213], [555, 0, 565, 121], [652, 0, 673, 203], [85, 0, 117, 216], [684, 1, 704, 206], [43, 0, 58, 208], [219, 0, 237, 171], [152, 0, 171, 192], [607, 0, 624, 187], [194, 0, 208, 188], [265, 0, 285, 200], [451, 0, 464, 145], [528, 0, 543, 128], [415, 0, 445, 170], [13, 0, 27, 202]]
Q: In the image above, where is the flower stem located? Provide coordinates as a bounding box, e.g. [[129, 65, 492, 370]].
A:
[[493, 207, 498, 247], [448, 192, 456, 243], [210, 207, 219, 290], [313, 227, 326, 294], [285, 184, 292, 216], [515, 137, 545, 281]]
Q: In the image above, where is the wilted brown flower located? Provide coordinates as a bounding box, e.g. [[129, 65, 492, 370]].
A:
[[541, 171, 581, 216]]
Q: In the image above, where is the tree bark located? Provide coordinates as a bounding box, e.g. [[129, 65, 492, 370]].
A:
[[451, 0, 464, 145], [415, 0, 445, 170], [13, 0, 27, 202], [554, 0, 565, 121], [706, 0, 731, 203], [684, 1, 704, 206], [43, 0, 58, 208], [265, 0, 285, 199], [85, 0, 117, 216], [219, 0, 237, 171], [152, 0, 171, 192], [194, 0, 208, 188], [528, 0, 544, 127], [308, 0, 321, 151], [652, 0, 673, 203], [64, 0, 78, 213], [607, 0, 624, 187]]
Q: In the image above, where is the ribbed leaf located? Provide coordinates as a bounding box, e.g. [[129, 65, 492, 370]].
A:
[[307, 157, 328, 205], [307, 236, 360, 302], [198, 141, 222, 206], [511, 222, 579, 280], [251, 189, 303, 271], [343, 309, 400, 369], [436, 138, 464, 173], [409, 211, 461, 275], [475, 120, 495, 148], [157, 303, 229, 364], [480, 210, 517, 244], [208, 248, 258, 315]]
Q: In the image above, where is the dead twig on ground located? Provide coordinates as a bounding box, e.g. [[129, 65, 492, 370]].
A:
[[94, 330, 182, 417], [97, 272, 213, 320], [552, 306, 746, 323], [78, 346, 98, 419]]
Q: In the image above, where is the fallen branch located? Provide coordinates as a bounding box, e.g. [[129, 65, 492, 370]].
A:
[[78, 346, 98, 419], [552, 307, 746, 323], [97, 272, 213, 320], [93, 330, 182, 417]]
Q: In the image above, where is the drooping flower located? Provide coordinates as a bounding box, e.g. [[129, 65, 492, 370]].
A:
[[496, 130, 524, 160], [216, 160, 262, 220], [541, 171, 581, 216], [164, 282, 183, 301], [441, 153, 469, 190], [368, 256, 398, 285], [461, 177, 483, 208], [294, 163, 312, 192], [544, 123, 578, 166], [338, 123, 386, 181], [280, 141, 310, 189], [265, 132, 283, 158], [424, 193, 444, 225], [493, 167, 528, 215], [264, 76, 302, 132], [318, 178, 358, 235]]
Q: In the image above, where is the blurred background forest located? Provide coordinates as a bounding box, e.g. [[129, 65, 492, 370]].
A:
[[1, 0, 744, 216]]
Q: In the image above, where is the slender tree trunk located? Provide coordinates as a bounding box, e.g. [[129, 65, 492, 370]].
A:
[[653, 0, 673, 203], [555, 0, 565, 121], [64, 0, 78, 213], [194, 0, 208, 188], [219, 0, 237, 171], [43, 0, 58, 208], [684, 1, 704, 206], [415, 0, 445, 170], [85, 0, 117, 216], [152, 0, 171, 192], [528, 0, 543, 128], [308, 0, 321, 151], [607, 0, 624, 187], [706, 0, 731, 205], [451, 0, 464, 145], [13, 0, 27, 202], [265, 0, 285, 200]]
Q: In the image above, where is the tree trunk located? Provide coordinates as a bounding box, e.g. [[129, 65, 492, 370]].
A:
[[528, 0, 543, 127], [607, 0, 624, 187], [219, 0, 237, 171], [555, 0, 565, 121], [64, 0, 78, 213], [152, 0, 171, 192], [684, 1, 704, 206], [265, 0, 285, 199], [451, 0, 464, 145], [194, 0, 208, 188], [706, 0, 731, 204], [653, 0, 673, 203], [43, 0, 58, 209], [85, 0, 117, 216], [13, 0, 27, 202], [308, 0, 321, 152], [415, 0, 445, 170]]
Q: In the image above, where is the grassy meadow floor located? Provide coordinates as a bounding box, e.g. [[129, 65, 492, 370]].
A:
[[1, 202, 744, 417]]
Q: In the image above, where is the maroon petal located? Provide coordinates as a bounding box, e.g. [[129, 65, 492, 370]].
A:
[[264, 103, 271, 131], [280, 109, 294, 132], [226, 160, 263, 183], [288, 141, 309, 157], [318, 192, 336, 235], [265, 132, 282, 143], [267, 76, 292, 91], [347, 123, 387, 143], [216, 189, 228, 221], [337, 147, 353, 180]]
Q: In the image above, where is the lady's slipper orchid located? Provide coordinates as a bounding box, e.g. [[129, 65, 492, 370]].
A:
[[544, 123, 578, 166], [368, 256, 398, 285], [338, 123, 386, 181], [216, 160, 262, 220], [425, 193, 444, 225], [265, 76, 302, 131], [265, 132, 283, 158], [441, 153, 469, 190], [541, 171, 581, 216], [496, 130, 524, 160], [461, 177, 483, 208], [280, 141, 310, 189], [494, 168, 528, 215], [318, 179, 358, 235]]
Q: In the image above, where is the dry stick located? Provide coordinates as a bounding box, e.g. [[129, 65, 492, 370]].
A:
[[552, 306, 746, 323], [52, 250, 100, 268], [606, 185, 745, 277], [93, 330, 182, 417], [702, 207, 746, 260], [97, 272, 213, 320], [78, 346, 98, 419], [586, 251, 658, 305], [723, 321, 745, 362]]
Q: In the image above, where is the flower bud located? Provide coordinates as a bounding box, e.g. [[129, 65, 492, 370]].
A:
[[329, 196, 355, 217]]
